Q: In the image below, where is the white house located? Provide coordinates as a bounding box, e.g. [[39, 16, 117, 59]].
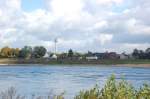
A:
[[86, 56, 98, 60], [43, 53, 49, 58], [51, 54, 57, 59]]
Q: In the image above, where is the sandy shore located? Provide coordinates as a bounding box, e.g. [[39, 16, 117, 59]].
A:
[[116, 64, 150, 67]]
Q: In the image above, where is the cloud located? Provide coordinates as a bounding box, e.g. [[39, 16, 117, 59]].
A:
[[0, 9, 2, 16], [50, 0, 83, 17], [95, 34, 113, 45], [96, 0, 124, 5], [0, 0, 150, 53], [122, 43, 150, 52], [126, 18, 150, 35]]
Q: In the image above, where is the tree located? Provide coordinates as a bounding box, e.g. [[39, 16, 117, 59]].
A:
[[19, 46, 32, 58], [138, 50, 146, 59], [145, 48, 150, 59], [68, 49, 73, 57], [132, 48, 150, 59], [0, 47, 12, 58], [32, 46, 47, 58], [14, 48, 20, 57], [0, 47, 20, 58], [132, 49, 140, 59], [146, 48, 150, 53], [1, 47, 15, 58]]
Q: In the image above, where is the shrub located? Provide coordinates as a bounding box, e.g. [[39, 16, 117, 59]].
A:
[[75, 75, 150, 99]]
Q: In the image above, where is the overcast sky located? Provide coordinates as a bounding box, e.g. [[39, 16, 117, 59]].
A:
[[0, 0, 150, 53]]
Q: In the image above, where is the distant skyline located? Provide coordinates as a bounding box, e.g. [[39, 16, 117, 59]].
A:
[[0, 0, 150, 53]]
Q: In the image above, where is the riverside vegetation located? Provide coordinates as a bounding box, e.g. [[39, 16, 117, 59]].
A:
[[0, 75, 149, 99], [0, 46, 150, 60], [0, 46, 150, 65]]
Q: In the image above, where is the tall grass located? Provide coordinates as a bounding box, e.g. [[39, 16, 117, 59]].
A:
[[0, 75, 149, 99], [0, 87, 64, 99]]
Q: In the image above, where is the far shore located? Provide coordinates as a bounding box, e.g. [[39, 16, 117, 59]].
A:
[[0, 64, 150, 68], [0, 58, 150, 67], [0, 63, 150, 68]]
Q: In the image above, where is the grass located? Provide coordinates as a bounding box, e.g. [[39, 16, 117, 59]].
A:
[[0, 75, 150, 99], [0, 58, 150, 65], [99, 59, 150, 65]]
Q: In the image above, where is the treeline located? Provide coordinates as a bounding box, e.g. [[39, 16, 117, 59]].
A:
[[132, 48, 150, 59], [0, 46, 150, 60], [0, 46, 46, 58]]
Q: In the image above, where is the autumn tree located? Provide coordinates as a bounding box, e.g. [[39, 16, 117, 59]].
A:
[[0, 47, 11, 58]]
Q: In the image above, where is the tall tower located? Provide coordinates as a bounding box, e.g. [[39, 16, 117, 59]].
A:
[[54, 38, 58, 54]]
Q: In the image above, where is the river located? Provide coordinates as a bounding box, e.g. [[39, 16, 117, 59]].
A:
[[0, 65, 150, 98]]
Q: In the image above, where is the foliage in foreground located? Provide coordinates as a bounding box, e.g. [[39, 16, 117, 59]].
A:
[[0, 87, 64, 99], [75, 75, 150, 99], [0, 75, 150, 99]]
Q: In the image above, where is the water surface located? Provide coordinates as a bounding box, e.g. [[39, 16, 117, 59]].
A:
[[0, 65, 150, 98]]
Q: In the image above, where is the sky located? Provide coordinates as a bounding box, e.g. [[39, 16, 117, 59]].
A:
[[0, 0, 150, 53]]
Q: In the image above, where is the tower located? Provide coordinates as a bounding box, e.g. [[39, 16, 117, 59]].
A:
[[54, 38, 58, 54]]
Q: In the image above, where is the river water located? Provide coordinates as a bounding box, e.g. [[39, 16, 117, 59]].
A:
[[0, 65, 150, 98]]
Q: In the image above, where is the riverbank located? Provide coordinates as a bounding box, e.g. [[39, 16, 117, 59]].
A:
[[116, 64, 150, 67], [0, 58, 150, 67]]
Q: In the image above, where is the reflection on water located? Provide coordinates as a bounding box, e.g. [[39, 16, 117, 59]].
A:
[[0, 65, 150, 98]]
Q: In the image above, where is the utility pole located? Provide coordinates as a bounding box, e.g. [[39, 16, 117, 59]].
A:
[[54, 38, 58, 54]]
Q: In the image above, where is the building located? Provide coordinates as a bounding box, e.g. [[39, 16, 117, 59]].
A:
[[86, 56, 98, 60], [85, 51, 98, 60], [105, 52, 120, 59], [92, 53, 106, 59], [119, 53, 129, 59], [51, 54, 57, 59]]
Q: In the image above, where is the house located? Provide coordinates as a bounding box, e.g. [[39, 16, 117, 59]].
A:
[[85, 51, 98, 60], [93, 53, 106, 59], [73, 55, 83, 60], [57, 53, 68, 59], [51, 54, 57, 59], [119, 53, 129, 59], [86, 56, 98, 60], [105, 52, 119, 59], [43, 53, 49, 58]]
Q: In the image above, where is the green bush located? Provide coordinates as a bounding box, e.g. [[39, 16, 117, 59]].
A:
[[75, 75, 150, 99]]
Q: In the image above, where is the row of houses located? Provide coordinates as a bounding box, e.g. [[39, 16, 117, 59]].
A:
[[47, 52, 133, 60], [85, 52, 132, 60]]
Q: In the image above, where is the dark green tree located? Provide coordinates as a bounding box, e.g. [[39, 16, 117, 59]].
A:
[[68, 49, 73, 57], [32, 46, 47, 58], [138, 50, 146, 59], [132, 49, 140, 59], [145, 48, 150, 59], [19, 46, 32, 58]]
